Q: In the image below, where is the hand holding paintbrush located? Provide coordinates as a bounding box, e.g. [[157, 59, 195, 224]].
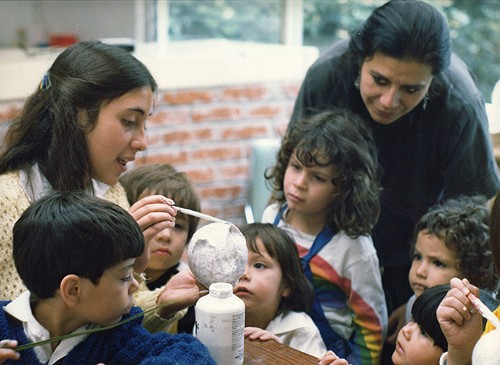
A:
[[436, 277, 496, 365]]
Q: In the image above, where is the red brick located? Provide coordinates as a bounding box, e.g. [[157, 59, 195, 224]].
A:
[[163, 130, 193, 144], [150, 109, 190, 126], [183, 168, 216, 184], [192, 146, 245, 161], [221, 125, 269, 140], [192, 107, 241, 122], [164, 90, 215, 105], [136, 151, 189, 165], [222, 86, 267, 100], [219, 163, 249, 179], [199, 185, 242, 199], [249, 105, 282, 118]]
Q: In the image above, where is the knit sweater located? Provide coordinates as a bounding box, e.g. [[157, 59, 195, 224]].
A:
[[0, 304, 215, 365], [0, 171, 176, 333]]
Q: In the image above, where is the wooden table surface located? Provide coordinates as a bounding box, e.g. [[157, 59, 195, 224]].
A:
[[243, 338, 319, 364]]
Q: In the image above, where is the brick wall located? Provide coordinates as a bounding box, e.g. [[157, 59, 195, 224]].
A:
[[0, 81, 299, 226]]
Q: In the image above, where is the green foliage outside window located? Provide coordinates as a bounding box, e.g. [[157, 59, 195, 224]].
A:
[[303, 0, 500, 102], [168, 0, 499, 102]]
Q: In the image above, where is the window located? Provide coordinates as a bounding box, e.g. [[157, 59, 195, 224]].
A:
[[165, 0, 283, 44], [154, 0, 499, 101]]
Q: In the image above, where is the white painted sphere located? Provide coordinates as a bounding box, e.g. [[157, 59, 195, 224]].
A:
[[188, 223, 248, 288], [472, 329, 500, 365]]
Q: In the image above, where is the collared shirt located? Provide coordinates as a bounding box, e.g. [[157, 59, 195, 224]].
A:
[[4, 291, 94, 365], [20, 163, 110, 202]]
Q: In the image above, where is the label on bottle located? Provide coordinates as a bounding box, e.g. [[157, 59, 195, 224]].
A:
[[195, 283, 245, 365]]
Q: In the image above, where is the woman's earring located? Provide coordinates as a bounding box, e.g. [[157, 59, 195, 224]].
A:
[[422, 94, 429, 110], [354, 76, 360, 90]]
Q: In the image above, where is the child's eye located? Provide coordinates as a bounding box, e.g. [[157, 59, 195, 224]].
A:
[[412, 253, 422, 261], [313, 174, 326, 182], [122, 270, 134, 282], [254, 262, 267, 270], [174, 222, 186, 231], [433, 260, 445, 268], [122, 274, 133, 282]]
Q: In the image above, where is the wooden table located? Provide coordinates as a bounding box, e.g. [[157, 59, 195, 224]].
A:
[[243, 338, 319, 364]]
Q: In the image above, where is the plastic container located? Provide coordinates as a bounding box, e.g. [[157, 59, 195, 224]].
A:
[[195, 282, 245, 365]]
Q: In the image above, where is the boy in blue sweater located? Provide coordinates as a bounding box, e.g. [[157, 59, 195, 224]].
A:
[[0, 191, 215, 364]]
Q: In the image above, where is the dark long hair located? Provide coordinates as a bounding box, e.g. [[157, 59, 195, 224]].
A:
[[349, 0, 451, 75], [268, 109, 381, 237], [0, 41, 157, 192]]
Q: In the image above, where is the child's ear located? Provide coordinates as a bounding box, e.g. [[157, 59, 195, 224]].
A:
[[60, 274, 82, 307], [281, 285, 291, 298]]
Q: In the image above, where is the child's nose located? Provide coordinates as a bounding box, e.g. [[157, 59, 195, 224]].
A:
[[293, 172, 307, 188], [415, 261, 428, 277], [156, 227, 172, 242], [238, 266, 251, 281], [401, 321, 416, 340], [130, 275, 140, 294]]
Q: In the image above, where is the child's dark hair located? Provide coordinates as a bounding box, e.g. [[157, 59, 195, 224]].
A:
[[268, 109, 381, 237], [239, 223, 314, 313], [13, 191, 144, 299], [120, 163, 201, 241], [0, 41, 157, 193], [412, 195, 498, 290], [411, 284, 450, 352]]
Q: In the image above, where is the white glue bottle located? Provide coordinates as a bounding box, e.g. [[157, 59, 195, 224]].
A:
[[195, 282, 245, 365]]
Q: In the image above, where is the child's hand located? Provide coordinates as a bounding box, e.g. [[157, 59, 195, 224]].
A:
[[318, 350, 349, 365], [436, 277, 483, 365], [0, 340, 20, 363], [386, 304, 406, 344], [128, 195, 177, 272], [155, 271, 206, 319], [244, 327, 280, 342]]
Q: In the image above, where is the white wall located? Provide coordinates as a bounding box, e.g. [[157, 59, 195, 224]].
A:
[[0, 0, 135, 48]]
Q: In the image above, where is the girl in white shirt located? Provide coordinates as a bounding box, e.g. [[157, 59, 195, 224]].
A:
[[234, 223, 327, 358]]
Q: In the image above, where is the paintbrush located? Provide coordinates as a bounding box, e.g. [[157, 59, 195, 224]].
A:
[[463, 286, 500, 329], [175, 206, 231, 225]]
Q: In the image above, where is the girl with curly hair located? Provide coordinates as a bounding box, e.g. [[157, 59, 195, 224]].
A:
[[261, 108, 386, 364]]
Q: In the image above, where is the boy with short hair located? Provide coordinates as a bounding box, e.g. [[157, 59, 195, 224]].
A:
[[0, 191, 215, 364], [120, 163, 201, 334]]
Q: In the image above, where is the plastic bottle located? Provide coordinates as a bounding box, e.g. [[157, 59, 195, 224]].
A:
[[195, 282, 245, 365]]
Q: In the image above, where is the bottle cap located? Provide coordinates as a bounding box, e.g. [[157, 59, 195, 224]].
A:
[[209, 282, 233, 297]]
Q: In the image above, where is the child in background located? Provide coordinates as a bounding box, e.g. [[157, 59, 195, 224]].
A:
[[234, 223, 326, 358], [261, 109, 386, 365], [0, 191, 215, 365], [384, 196, 498, 363], [320, 285, 451, 365], [120, 163, 201, 334]]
